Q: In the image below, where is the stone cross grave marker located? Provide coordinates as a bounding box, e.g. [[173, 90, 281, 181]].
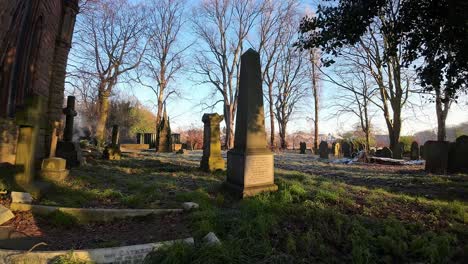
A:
[[56, 96, 82, 168], [200, 113, 225, 172], [62, 96, 77, 142], [226, 49, 278, 198]]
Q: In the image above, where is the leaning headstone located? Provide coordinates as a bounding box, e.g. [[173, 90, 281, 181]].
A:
[[0, 205, 14, 225], [40, 122, 69, 182], [319, 141, 328, 159], [342, 142, 351, 158], [410, 141, 420, 160], [157, 107, 172, 152], [226, 49, 277, 197], [200, 113, 225, 172], [299, 142, 306, 154], [424, 141, 449, 174], [381, 147, 393, 158], [56, 96, 83, 168], [103, 125, 121, 160], [448, 135, 468, 173], [392, 142, 404, 159]]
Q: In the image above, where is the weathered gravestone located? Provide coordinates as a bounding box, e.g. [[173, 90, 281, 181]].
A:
[[103, 125, 121, 160], [420, 145, 425, 160], [342, 142, 351, 158], [319, 141, 328, 159], [392, 142, 404, 159], [40, 122, 69, 181], [410, 141, 420, 160], [226, 49, 278, 197], [56, 96, 82, 168], [424, 141, 449, 174], [448, 135, 468, 173], [171, 133, 182, 152], [299, 142, 306, 154], [200, 113, 225, 172], [381, 147, 393, 158], [156, 107, 172, 152]]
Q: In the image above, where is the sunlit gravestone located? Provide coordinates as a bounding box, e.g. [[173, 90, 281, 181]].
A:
[[226, 49, 278, 197], [200, 113, 225, 172], [40, 121, 69, 181]]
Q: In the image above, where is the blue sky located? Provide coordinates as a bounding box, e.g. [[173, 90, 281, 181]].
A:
[[67, 0, 468, 136]]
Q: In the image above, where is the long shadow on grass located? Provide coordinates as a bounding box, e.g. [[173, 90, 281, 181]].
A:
[[275, 166, 468, 202], [39, 159, 224, 209]]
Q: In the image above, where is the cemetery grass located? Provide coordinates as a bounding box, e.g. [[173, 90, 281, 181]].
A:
[[145, 153, 467, 264], [15, 152, 467, 262]]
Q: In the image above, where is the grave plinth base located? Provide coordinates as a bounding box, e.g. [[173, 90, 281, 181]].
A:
[[56, 141, 83, 168], [226, 150, 277, 198], [40, 157, 69, 182]]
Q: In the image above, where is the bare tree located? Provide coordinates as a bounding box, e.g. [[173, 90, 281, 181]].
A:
[[308, 48, 321, 153], [71, 0, 150, 144], [142, 0, 189, 131], [274, 45, 308, 149], [192, 0, 262, 149], [257, 0, 299, 149], [358, 27, 411, 153], [323, 60, 378, 152]]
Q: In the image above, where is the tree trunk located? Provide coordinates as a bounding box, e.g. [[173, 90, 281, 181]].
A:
[[224, 103, 235, 149], [365, 128, 370, 152], [436, 89, 450, 141], [95, 91, 110, 145], [268, 83, 275, 148], [155, 89, 164, 130], [279, 122, 287, 149], [313, 83, 319, 154], [311, 53, 319, 154], [313, 94, 319, 154]]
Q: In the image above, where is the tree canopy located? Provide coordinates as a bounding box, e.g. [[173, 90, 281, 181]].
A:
[[297, 0, 468, 101]]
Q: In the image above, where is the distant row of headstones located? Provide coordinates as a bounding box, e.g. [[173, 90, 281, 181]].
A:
[[425, 136, 468, 174], [299, 136, 468, 174]]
